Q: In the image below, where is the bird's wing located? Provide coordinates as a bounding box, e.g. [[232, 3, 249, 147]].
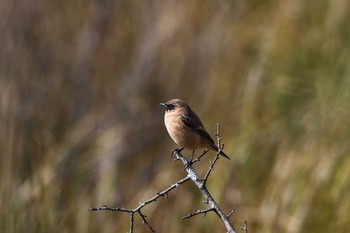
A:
[[179, 110, 215, 145], [179, 110, 230, 159], [179, 109, 204, 129]]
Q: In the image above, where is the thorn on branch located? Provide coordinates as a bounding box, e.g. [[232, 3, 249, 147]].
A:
[[227, 209, 236, 218]]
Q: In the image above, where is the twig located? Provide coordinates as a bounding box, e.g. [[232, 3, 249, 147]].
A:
[[203, 153, 220, 185], [191, 149, 210, 164], [182, 208, 216, 220], [89, 176, 191, 232], [227, 209, 236, 218], [241, 220, 248, 233], [203, 123, 224, 185]]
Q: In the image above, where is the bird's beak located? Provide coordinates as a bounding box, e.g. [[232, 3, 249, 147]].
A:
[[160, 103, 168, 110]]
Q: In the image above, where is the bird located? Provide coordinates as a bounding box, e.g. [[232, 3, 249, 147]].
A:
[[160, 99, 230, 160]]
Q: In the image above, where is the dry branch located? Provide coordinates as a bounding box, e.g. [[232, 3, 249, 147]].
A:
[[89, 123, 239, 233]]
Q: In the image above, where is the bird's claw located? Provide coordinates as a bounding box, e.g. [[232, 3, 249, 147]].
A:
[[184, 160, 194, 169]]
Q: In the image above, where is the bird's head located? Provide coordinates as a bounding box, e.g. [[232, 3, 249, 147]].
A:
[[160, 99, 189, 112]]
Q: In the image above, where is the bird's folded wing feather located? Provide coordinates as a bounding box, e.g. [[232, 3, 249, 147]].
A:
[[179, 111, 215, 145]]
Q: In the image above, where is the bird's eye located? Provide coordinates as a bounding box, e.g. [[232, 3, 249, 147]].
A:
[[167, 104, 176, 110]]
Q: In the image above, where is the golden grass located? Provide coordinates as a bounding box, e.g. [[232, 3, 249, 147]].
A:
[[1, 0, 349, 232]]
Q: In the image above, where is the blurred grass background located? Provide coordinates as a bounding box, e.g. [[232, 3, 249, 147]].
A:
[[1, 0, 350, 232]]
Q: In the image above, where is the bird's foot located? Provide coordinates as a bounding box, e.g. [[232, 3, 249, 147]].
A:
[[183, 149, 196, 168], [184, 160, 194, 169]]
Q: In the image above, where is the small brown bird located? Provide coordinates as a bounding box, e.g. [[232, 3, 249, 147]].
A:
[[160, 99, 230, 160]]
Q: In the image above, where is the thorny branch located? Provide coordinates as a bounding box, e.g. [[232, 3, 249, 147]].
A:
[[89, 176, 190, 232], [89, 123, 240, 233], [172, 123, 237, 233]]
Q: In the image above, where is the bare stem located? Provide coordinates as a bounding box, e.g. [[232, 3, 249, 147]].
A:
[[89, 176, 190, 232], [191, 149, 210, 164], [182, 208, 216, 220], [241, 220, 248, 233], [203, 123, 224, 185]]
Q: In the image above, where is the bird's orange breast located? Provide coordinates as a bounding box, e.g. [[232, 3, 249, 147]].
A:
[[164, 112, 201, 149]]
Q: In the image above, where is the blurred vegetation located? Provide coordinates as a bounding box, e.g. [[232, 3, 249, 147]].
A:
[[1, 0, 350, 232]]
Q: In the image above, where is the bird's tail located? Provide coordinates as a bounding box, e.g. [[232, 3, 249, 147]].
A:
[[219, 150, 231, 160]]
